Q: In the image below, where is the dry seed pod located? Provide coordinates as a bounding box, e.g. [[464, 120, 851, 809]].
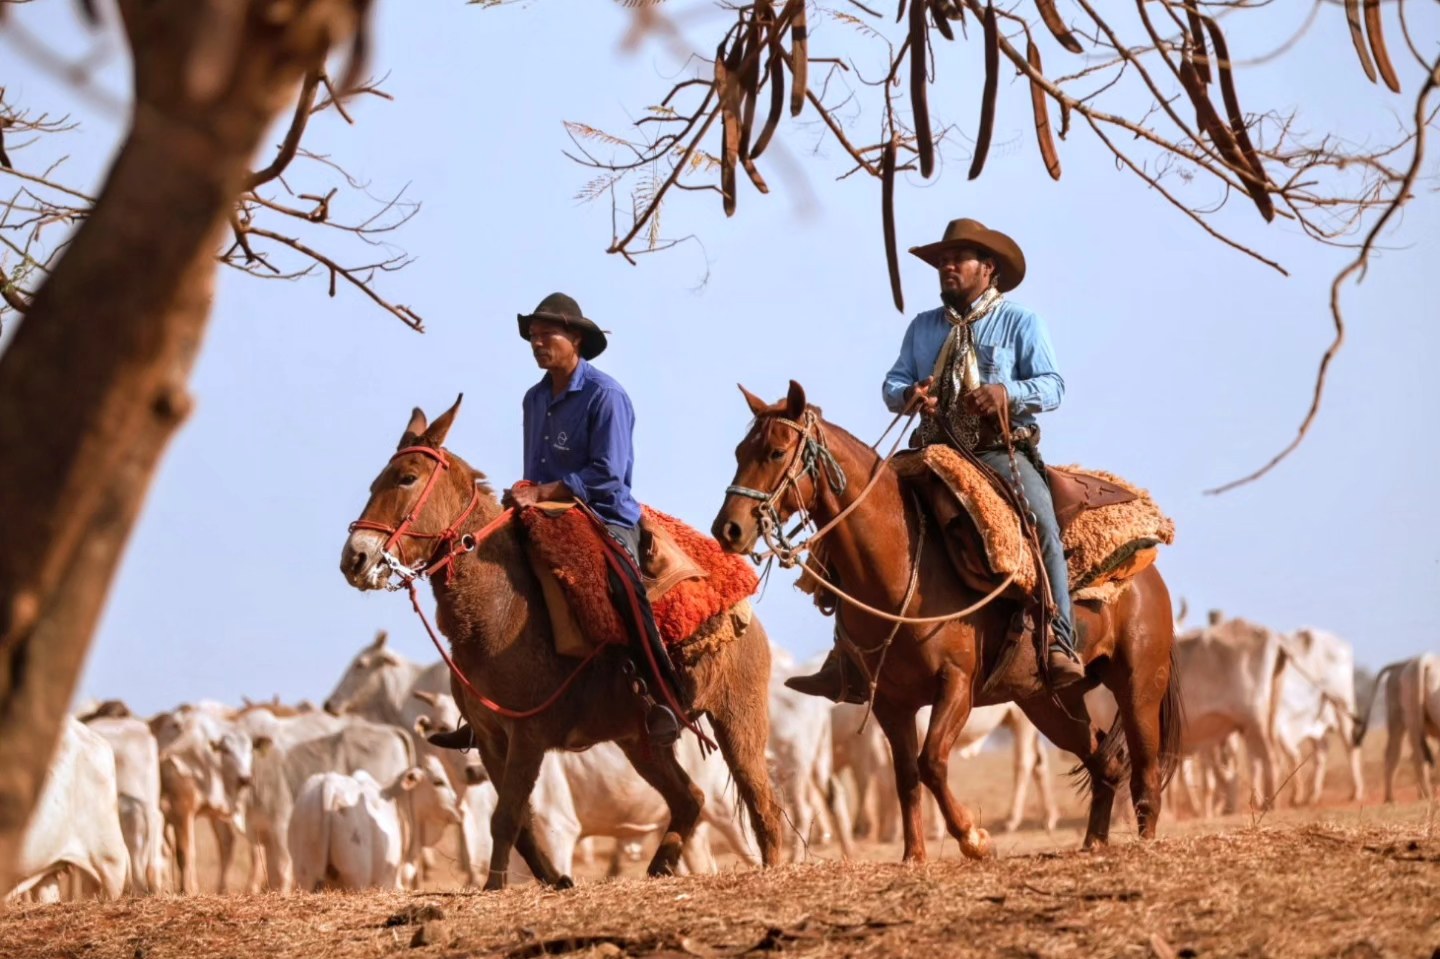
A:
[[1027, 40, 1061, 180], [882, 137, 904, 312], [911, 0, 935, 178], [715, 41, 740, 217], [929, 0, 954, 41], [789, 0, 808, 117], [968, 2, 999, 180], [1363, 0, 1400, 93], [1034, 0, 1081, 55], [751, 36, 786, 158], [1178, 55, 1271, 222], [738, 12, 764, 158], [1203, 17, 1273, 221], [1344, 0, 1378, 84], [1183, 0, 1210, 85]]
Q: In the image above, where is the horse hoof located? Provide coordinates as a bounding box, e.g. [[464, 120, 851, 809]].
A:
[[960, 827, 991, 860], [553, 875, 575, 891]]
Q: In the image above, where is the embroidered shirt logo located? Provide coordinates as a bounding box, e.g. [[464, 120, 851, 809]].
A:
[[553, 430, 570, 451]]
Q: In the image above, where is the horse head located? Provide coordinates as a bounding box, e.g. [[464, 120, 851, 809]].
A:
[[712, 380, 846, 555], [340, 394, 491, 591]]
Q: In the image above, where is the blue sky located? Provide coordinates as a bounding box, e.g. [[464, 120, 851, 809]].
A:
[[2, 2, 1436, 714]]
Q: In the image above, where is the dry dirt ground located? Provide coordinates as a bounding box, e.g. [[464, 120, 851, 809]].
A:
[[3, 742, 1436, 958]]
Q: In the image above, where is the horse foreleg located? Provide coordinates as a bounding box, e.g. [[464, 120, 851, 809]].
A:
[[917, 668, 989, 859], [480, 733, 564, 892], [873, 702, 927, 862], [709, 705, 785, 867], [616, 739, 704, 877]]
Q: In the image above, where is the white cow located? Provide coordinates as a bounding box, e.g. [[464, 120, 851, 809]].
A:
[[323, 631, 484, 883], [833, 700, 1060, 841], [1271, 628, 1365, 805], [1359, 653, 1440, 802], [288, 759, 460, 891], [8, 718, 128, 901], [150, 704, 254, 893], [1173, 612, 1288, 811], [84, 716, 166, 895]]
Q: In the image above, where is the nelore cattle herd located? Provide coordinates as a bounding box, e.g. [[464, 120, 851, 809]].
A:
[[7, 616, 1438, 901]]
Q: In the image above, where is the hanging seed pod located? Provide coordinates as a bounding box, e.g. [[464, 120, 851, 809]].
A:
[[882, 136, 904, 312], [737, 12, 764, 159], [715, 40, 741, 217], [1363, 0, 1400, 92], [1027, 40, 1061, 180], [1203, 17, 1273, 221], [968, 2, 999, 180], [789, 0, 808, 116], [1183, 0, 1210, 85], [929, 0, 954, 41], [1034, 0, 1081, 55], [1344, 0, 1378, 84], [910, 0, 934, 178], [751, 33, 786, 158]]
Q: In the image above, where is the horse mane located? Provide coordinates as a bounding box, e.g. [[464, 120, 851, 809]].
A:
[[437, 447, 495, 498]]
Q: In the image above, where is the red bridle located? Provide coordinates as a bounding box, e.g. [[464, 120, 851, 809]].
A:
[[346, 444, 605, 722], [348, 445, 499, 585]]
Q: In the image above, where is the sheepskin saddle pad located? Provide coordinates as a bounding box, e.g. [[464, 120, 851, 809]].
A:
[[893, 445, 1175, 605], [520, 503, 759, 657]]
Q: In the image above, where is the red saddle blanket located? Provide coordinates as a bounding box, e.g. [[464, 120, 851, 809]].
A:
[[520, 504, 758, 649]]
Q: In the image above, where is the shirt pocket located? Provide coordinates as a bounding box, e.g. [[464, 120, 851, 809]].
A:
[[976, 344, 1013, 381]]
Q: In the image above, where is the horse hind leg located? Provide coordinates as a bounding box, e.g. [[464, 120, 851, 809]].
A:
[[616, 739, 705, 877], [707, 710, 784, 867], [1019, 694, 1124, 849]]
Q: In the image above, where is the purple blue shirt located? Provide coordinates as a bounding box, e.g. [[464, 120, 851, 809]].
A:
[[522, 359, 642, 528]]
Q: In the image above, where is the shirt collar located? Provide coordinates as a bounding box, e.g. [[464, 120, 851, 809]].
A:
[[537, 357, 591, 397]]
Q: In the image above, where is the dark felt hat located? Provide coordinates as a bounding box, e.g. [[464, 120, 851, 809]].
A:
[[517, 292, 608, 360], [908, 218, 1026, 292]]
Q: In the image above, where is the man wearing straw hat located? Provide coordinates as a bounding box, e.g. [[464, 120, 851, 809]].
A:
[[788, 219, 1084, 702]]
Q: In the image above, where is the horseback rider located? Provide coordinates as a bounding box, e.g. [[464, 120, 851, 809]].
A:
[[787, 219, 1086, 703], [431, 292, 681, 748]]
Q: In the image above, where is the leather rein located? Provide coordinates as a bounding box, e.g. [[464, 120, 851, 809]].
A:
[[725, 409, 1014, 626], [347, 445, 605, 721]]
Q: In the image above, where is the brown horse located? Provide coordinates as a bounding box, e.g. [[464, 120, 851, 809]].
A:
[[712, 382, 1182, 858], [340, 397, 783, 889]]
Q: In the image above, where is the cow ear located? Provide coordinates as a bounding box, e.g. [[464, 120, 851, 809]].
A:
[[738, 384, 769, 417], [411, 690, 439, 707], [785, 380, 807, 419], [400, 408, 427, 450], [356, 652, 375, 669], [423, 394, 463, 448], [253, 736, 273, 755], [414, 716, 433, 735], [400, 768, 425, 791]]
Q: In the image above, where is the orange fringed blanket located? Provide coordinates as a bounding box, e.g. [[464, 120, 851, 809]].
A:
[[520, 504, 758, 649]]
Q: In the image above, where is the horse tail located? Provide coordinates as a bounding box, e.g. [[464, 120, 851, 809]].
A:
[[1158, 643, 1185, 790], [1417, 657, 1435, 767], [1352, 662, 1402, 749]]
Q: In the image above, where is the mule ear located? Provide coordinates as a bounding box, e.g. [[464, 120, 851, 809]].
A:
[[785, 380, 807, 419], [423, 393, 463, 448], [400, 408, 427, 449], [738, 384, 769, 417]]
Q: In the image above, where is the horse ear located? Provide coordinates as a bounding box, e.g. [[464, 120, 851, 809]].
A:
[[738, 384, 769, 417], [785, 380, 807, 419], [400, 408, 427, 449], [423, 393, 464, 448]]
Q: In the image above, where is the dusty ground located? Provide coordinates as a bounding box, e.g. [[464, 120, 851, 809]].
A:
[[3, 741, 1436, 958]]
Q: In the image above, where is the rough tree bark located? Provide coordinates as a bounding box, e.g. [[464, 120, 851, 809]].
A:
[[0, 0, 372, 892]]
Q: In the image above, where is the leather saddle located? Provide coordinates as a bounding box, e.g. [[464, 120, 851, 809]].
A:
[[1045, 466, 1137, 534]]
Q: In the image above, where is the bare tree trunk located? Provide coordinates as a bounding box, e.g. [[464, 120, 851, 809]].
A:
[[0, 0, 369, 892]]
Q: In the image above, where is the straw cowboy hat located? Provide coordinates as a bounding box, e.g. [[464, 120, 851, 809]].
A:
[[908, 218, 1027, 292], [516, 292, 609, 360]]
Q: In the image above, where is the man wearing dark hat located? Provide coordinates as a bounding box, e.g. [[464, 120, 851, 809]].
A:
[[431, 293, 681, 749], [787, 219, 1084, 702]]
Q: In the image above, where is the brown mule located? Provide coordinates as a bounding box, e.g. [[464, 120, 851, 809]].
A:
[[340, 397, 784, 889], [712, 382, 1182, 858]]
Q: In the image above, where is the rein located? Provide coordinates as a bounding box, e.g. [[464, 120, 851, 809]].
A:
[[728, 408, 1013, 627], [347, 445, 604, 722]]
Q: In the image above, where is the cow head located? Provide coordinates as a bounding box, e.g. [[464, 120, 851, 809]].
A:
[[323, 630, 408, 717]]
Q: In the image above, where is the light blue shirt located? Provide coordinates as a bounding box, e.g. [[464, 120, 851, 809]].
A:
[[881, 301, 1065, 430]]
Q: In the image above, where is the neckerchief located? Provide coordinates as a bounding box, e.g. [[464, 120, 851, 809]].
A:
[[919, 287, 1004, 448]]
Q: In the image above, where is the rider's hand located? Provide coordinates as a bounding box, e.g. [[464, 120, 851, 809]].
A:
[[503, 484, 542, 510], [962, 383, 1008, 418], [904, 377, 939, 417]]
